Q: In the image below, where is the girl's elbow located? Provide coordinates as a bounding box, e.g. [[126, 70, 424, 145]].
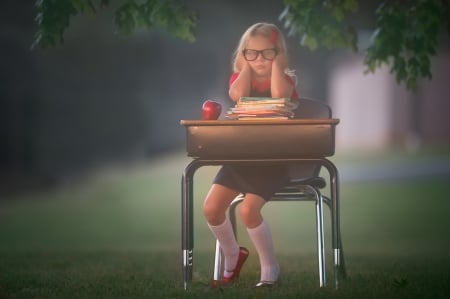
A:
[[271, 89, 288, 98], [271, 90, 283, 98], [228, 90, 240, 102], [272, 86, 293, 98]]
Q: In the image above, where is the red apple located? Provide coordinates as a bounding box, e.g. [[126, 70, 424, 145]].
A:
[[202, 100, 222, 120]]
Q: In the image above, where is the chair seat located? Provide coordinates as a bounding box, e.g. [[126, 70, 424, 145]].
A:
[[288, 176, 326, 189], [271, 177, 326, 203]]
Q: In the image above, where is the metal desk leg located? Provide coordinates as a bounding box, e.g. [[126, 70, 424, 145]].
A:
[[322, 159, 345, 289], [181, 170, 193, 290], [181, 160, 202, 290]]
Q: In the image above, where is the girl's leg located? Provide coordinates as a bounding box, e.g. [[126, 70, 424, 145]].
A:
[[240, 193, 280, 283], [203, 184, 241, 276], [203, 184, 239, 225]]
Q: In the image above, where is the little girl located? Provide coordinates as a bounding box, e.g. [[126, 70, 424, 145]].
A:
[[202, 23, 299, 287]]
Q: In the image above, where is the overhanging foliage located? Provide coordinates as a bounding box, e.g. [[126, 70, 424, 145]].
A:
[[33, 0, 450, 92]]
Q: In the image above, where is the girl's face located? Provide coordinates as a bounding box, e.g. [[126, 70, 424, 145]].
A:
[[244, 35, 276, 78]]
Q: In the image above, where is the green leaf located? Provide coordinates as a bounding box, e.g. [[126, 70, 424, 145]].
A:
[[363, 0, 448, 91], [301, 34, 318, 50], [281, 0, 358, 52], [113, 0, 197, 42], [33, 0, 197, 48]]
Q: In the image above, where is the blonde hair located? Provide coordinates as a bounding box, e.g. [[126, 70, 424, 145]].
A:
[[231, 22, 296, 81]]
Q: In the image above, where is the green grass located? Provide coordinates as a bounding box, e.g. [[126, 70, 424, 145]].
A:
[[1, 151, 450, 298]]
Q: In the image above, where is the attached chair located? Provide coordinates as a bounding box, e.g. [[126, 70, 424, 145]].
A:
[[211, 98, 346, 288]]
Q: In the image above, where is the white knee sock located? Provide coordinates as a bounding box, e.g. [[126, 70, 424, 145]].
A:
[[247, 221, 280, 282], [208, 218, 240, 275]]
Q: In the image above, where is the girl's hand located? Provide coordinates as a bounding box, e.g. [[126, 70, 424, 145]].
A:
[[236, 54, 249, 72], [229, 54, 252, 101], [270, 51, 294, 98], [273, 51, 288, 71]]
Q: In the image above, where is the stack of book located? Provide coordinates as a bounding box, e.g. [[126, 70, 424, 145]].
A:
[[226, 97, 297, 120]]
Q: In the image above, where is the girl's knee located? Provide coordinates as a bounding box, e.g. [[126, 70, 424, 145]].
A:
[[239, 203, 251, 220], [203, 197, 228, 225], [202, 200, 218, 220], [239, 202, 261, 227], [239, 195, 266, 227]]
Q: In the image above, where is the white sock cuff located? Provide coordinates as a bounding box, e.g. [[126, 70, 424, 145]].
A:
[[207, 217, 231, 230], [247, 220, 269, 235]]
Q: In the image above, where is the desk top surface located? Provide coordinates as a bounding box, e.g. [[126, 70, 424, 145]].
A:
[[180, 119, 339, 126]]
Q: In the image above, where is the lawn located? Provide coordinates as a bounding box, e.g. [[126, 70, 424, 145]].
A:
[[1, 150, 450, 298]]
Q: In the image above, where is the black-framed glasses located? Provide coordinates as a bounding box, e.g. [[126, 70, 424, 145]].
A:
[[242, 48, 278, 61]]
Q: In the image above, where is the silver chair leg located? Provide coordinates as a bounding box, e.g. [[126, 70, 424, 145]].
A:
[[301, 185, 326, 287], [229, 194, 245, 236], [314, 190, 326, 287], [212, 195, 244, 281], [213, 240, 222, 281]]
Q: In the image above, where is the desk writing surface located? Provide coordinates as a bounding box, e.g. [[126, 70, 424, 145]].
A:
[[180, 118, 339, 159], [180, 119, 339, 126]]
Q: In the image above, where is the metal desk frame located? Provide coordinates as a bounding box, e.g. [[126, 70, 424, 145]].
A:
[[181, 157, 344, 290]]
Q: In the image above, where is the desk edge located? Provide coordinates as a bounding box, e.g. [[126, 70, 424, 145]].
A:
[[180, 119, 340, 126]]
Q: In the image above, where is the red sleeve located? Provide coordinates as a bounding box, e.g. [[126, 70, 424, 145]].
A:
[[229, 72, 239, 87]]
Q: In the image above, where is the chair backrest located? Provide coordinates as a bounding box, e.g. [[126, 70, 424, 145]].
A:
[[288, 98, 332, 181], [293, 97, 332, 119]]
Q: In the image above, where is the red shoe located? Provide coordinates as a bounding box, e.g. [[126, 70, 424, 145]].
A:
[[221, 247, 249, 284]]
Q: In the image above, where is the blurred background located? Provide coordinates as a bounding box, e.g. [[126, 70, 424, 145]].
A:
[[1, 0, 449, 197], [1, 3, 450, 297]]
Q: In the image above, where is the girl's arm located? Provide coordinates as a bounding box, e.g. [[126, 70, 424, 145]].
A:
[[271, 52, 294, 98], [229, 56, 252, 102]]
